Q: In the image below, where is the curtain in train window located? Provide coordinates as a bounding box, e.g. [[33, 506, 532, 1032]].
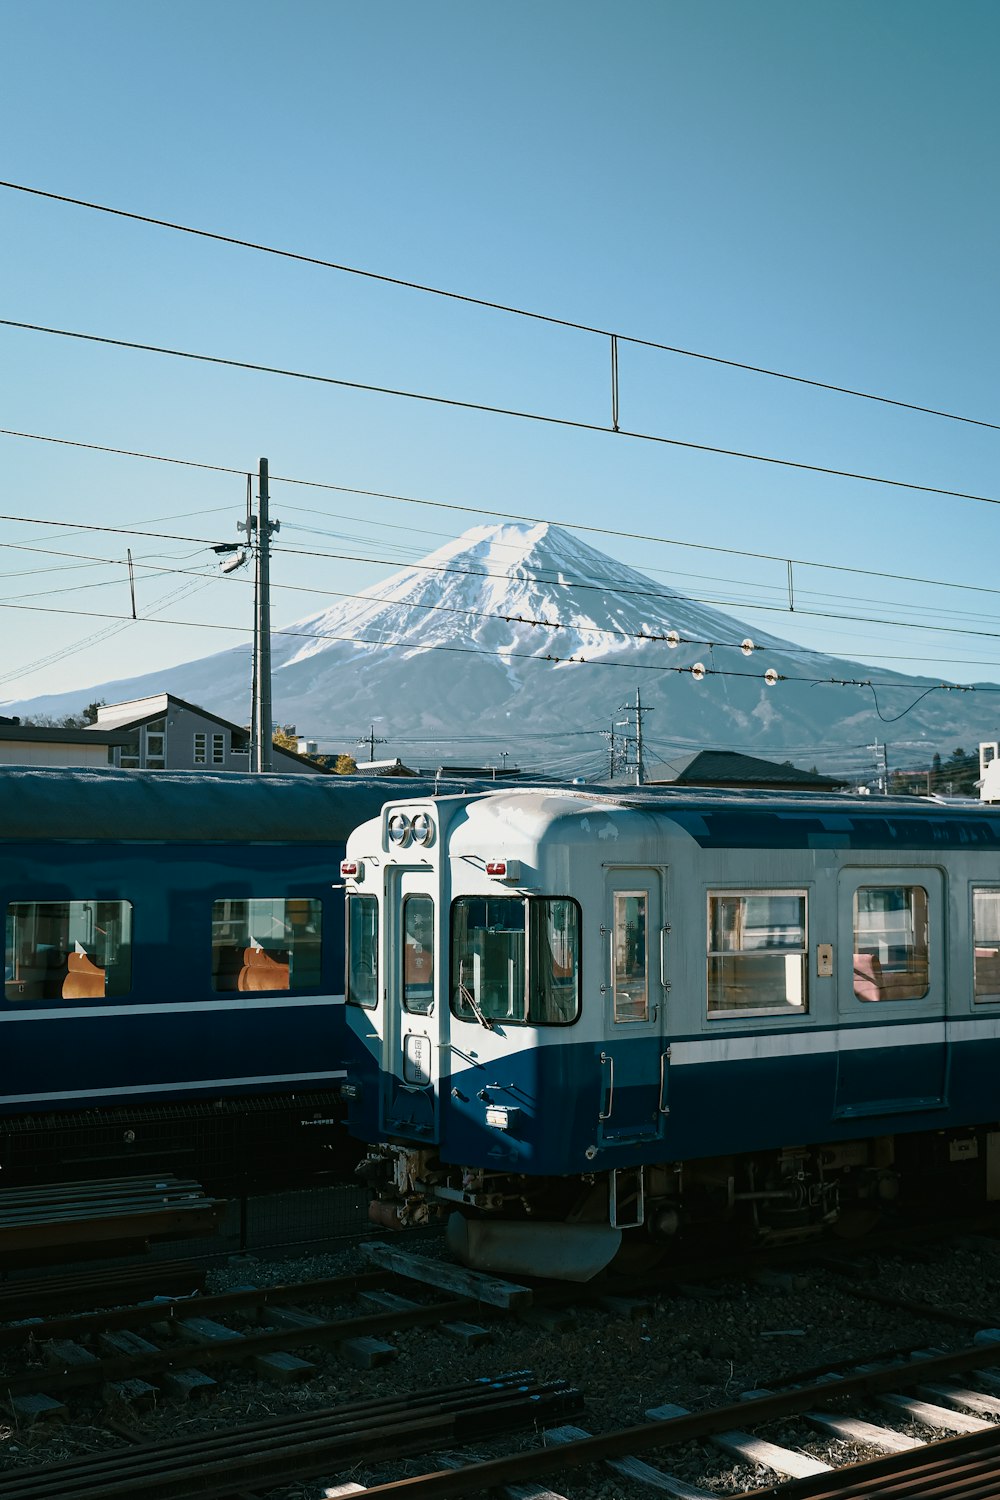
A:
[[346, 895, 378, 1008], [613, 892, 648, 1022], [707, 891, 807, 1016], [5, 900, 133, 1002], [402, 895, 434, 1014], [211, 897, 321, 993], [973, 887, 1000, 1002], [530, 898, 581, 1024], [852, 885, 928, 1001]]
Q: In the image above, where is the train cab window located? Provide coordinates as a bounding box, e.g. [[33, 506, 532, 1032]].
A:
[[531, 898, 581, 1024], [452, 897, 525, 1024], [402, 896, 434, 1014], [708, 891, 807, 1017], [612, 892, 648, 1022], [211, 898, 321, 994], [450, 897, 580, 1026], [853, 886, 928, 1002], [972, 887, 1000, 1003], [346, 895, 379, 1009], [5, 900, 133, 1002]]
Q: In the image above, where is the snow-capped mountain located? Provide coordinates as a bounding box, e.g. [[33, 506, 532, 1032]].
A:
[[6, 522, 996, 774]]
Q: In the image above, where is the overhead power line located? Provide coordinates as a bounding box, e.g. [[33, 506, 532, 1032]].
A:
[[0, 594, 995, 709], [2, 178, 996, 434], [5, 425, 1000, 605], [2, 318, 998, 511]]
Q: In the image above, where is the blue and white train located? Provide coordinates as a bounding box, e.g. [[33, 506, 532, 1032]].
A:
[[0, 764, 419, 1187], [342, 785, 1000, 1278]]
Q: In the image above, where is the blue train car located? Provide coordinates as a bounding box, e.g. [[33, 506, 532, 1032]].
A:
[[0, 765, 405, 1187], [343, 786, 1000, 1277]]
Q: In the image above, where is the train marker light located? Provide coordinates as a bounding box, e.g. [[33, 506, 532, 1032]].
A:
[[410, 811, 435, 846], [340, 859, 364, 881], [486, 859, 521, 881], [387, 812, 412, 847]]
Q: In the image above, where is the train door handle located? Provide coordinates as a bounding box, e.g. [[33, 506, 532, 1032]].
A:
[[599, 1051, 614, 1120], [658, 1046, 671, 1116]]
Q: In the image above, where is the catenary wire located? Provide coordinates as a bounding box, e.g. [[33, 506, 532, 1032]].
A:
[[2, 178, 996, 434], [3, 317, 999, 511], [5, 424, 1000, 608]]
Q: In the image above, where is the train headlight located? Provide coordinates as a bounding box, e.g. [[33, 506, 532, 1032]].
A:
[[387, 812, 412, 847], [410, 812, 435, 846]]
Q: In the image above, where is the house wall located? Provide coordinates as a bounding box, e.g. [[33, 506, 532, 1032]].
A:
[[110, 704, 318, 773], [0, 741, 113, 768]]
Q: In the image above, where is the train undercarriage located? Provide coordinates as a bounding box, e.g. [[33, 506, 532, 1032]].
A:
[[362, 1125, 1000, 1280]]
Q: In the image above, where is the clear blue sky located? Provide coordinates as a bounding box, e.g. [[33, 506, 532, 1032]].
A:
[[2, 0, 999, 716]]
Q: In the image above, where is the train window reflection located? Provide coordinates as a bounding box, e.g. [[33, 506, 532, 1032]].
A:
[[452, 897, 526, 1024], [853, 886, 928, 1002], [5, 900, 133, 1002], [450, 897, 580, 1026], [613, 892, 648, 1022], [708, 891, 807, 1017], [402, 895, 434, 1014], [346, 895, 378, 1009], [972, 887, 1000, 1003], [211, 897, 321, 994]]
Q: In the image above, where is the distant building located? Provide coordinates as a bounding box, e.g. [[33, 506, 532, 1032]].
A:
[[89, 694, 325, 773], [418, 764, 522, 781], [646, 750, 846, 792], [0, 721, 130, 769], [351, 757, 420, 778]]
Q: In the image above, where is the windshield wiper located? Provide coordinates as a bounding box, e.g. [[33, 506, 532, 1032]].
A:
[[459, 982, 494, 1032]]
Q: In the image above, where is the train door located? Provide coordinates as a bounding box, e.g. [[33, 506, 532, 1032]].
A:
[[598, 868, 669, 1146], [834, 866, 947, 1118], [378, 866, 440, 1144]]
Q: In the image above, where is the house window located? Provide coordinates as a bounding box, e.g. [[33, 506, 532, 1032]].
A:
[[119, 735, 140, 769], [210, 897, 321, 993], [145, 717, 166, 770], [193, 732, 207, 765], [853, 886, 929, 1001], [5, 900, 133, 1002], [708, 891, 808, 1016], [212, 732, 225, 765]]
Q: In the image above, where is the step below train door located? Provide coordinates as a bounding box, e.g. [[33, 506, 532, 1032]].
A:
[[598, 866, 669, 1150], [379, 866, 440, 1145]]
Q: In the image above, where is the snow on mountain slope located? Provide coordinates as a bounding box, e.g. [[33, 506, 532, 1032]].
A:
[[5, 521, 995, 771]]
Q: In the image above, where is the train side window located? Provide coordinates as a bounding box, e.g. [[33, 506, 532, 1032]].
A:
[[852, 886, 928, 1002], [707, 891, 807, 1017], [4, 900, 133, 1002], [346, 895, 379, 1009], [972, 887, 1000, 1003], [613, 892, 648, 1022], [211, 897, 321, 994], [402, 895, 434, 1014]]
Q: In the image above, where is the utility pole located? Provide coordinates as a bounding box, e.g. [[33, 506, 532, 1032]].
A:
[[358, 725, 387, 763], [599, 719, 620, 780], [241, 458, 280, 773], [867, 739, 888, 795], [617, 688, 654, 785]]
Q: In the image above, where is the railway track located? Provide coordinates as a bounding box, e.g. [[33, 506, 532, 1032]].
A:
[[327, 1337, 1000, 1498]]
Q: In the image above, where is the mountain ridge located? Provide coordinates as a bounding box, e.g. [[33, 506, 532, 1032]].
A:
[[5, 522, 995, 774]]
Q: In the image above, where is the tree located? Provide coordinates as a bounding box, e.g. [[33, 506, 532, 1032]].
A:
[[272, 724, 299, 752], [334, 753, 357, 775]]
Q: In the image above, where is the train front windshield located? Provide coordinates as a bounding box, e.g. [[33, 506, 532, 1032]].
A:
[[451, 896, 581, 1025]]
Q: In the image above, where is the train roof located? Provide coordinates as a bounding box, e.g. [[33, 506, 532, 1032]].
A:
[[0, 765, 448, 844], [417, 782, 1000, 853]]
